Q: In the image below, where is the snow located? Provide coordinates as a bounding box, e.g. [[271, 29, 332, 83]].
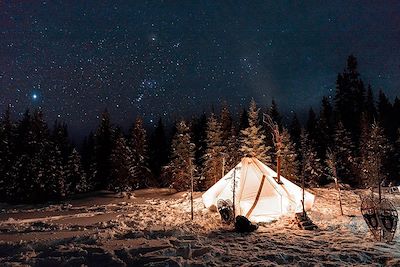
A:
[[0, 188, 399, 266]]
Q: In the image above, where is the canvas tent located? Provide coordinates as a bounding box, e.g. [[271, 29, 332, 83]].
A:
[[202, 157, 315, 222]]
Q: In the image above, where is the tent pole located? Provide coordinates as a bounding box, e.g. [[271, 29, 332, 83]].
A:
[[222, 156, 225, 178], [233, 167, 236, 219], [190, 159, 194, 221]]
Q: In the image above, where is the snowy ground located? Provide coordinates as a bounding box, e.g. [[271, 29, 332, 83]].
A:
[[0, 188, 399, 266]]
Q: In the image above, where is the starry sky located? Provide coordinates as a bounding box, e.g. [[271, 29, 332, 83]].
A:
[[1, 1, 400, 137]]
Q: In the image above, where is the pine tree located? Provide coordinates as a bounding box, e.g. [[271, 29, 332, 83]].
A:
[[301, 130, 323, 187], [130, 116, 151, 188], [334, 55, 365, 142], [289, 113, 302, 155], [280, 128, 300, 183], [52, 120, 72, 163], [81, 132, 96, 189], [0, 107, 15, 202], [65, 149, 89, 194], [169, 120, 196, 191], [110, 135, 136, 192], [396, 129, 400, 184], [240, 99, 271, 163], [318, 97, 334, 157], [225, 125, 241, 170], [220, 102, 233, 141], [149, 118, 169, 183], [269, 99, 282, 129], [306, 108, 318, 143], [191, 113, 207, 169], [203, 113, 225, 189], [364, 85, 377, 123], [11, 110, 35, 202], [41, 142, 66, 200], [393, 97, 400, 132], [239, 108, 249, 130], [333, 121, 356, 186], [359, 122, 391, 190], [377, 90, 396, 141], [94, 110, 114, 190]]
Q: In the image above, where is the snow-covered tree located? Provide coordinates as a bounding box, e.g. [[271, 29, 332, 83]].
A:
[[169, 120, 196, 191], [220, 101, 233, 141], [41, 143, 66, 200], [65, 149, 89, 194], [280, 128, 300, 183], [333, 121, 356, 186], [110, 135, 136, 192], [360, 122, 391, 190], [225, 125, 241, 170], [129, 116, 151, 188], [268, 99, 282, 129], [149, 118, 168, 182], [240, 99, 271, 163], [94, 110, 114, 190], [326, 150, 344, 215], [203, 113, 225, 189], [301, 130, 323, 187], [0, 107, 14, 202], [81, 132, 97, 190]]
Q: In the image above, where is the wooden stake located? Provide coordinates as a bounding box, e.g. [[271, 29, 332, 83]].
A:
[[190, 159, 194, 221]]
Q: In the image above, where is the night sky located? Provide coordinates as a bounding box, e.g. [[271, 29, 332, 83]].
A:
[[1, 1, 400, 137]]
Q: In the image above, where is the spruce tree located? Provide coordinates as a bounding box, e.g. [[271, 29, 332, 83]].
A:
[[52, 120, 72, 163], [225, 125, 241, 170], [239, 108, 249, 130], [149, 118, 169, 183], [191, 113, 207, 169], [110, 135, 136, 192], [333, 121, 356, 186], [306, 108, 318, 143], [301, 130, 323, 187], [364, 85, 377, 123], [318, 97, 334, 156], [359, 122, 391, 190], [11, 110, 35, 202], [334, 55, 365, 142], [280, 128, 300, 183], [269, 99, 282, 129], [0, 107, 15, 202], [289, 113, 302, 154], [240, 99, 271, 163], [377, 90, 395, 141], [396, 129, 400, 184], [41, 142, 66, 200], [130, 116, 151, 188], [81, 132, 96, 189], [203, 113, 225, 189], [65, 148, 89, 194], [220, 101, 233, 141], [94, 110, 114, 190], [169, 120, 196, 191]]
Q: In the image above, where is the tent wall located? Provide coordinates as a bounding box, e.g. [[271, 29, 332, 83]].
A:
[[202, 157, 316, 222]]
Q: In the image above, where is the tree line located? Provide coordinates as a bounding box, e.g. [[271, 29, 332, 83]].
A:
[[0, 55, 399, 203]]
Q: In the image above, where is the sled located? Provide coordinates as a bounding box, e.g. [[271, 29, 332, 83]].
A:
[[217, 199, 234, 224]]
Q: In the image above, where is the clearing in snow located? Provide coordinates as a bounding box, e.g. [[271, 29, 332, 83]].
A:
[[0, 188, 399, 266]]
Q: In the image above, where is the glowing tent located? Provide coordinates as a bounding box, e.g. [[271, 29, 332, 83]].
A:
[[202, 157, 315, 222]]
